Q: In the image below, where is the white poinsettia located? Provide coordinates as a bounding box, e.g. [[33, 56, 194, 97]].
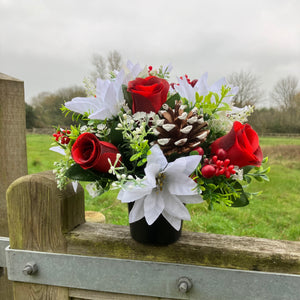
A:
[[174, 73, 239, 106], [122, 60, 143, 84], [64, 70, 125, 120], [117, 145, 203, 230]]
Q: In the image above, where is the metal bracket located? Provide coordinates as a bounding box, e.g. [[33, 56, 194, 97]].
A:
[[0, 237, 9, 268], [4, 246, 300, 300]]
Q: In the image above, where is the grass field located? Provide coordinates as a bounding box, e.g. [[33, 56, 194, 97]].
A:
[[26, 134, 300, 241]]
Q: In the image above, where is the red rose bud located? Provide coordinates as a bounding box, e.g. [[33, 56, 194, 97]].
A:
[[128, 76, 170, 114], [210, 121, 263, 168], [71, 132, 121, 173], [201, 164, 216, 178], [193, 147, 204, 156]]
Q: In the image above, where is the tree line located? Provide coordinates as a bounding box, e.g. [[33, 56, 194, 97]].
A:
[[26, 51, 300, 134]]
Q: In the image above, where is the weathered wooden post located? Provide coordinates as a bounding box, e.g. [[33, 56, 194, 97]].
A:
[[6, 171, 85, 299], [0, 73, 28, 300]]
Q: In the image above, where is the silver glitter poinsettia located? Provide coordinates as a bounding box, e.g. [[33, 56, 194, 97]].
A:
[[154, 101, 210, 156]]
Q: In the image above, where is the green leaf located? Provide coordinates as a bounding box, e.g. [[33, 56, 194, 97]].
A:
[[189, 150, 200, 156], [65, 164, 116, 181], [230, 182, 249, 207], [109, 119, 124, 146], [165, 93, 180, 108], [122, 84, 133, 109], [130, 152, 143, 161]]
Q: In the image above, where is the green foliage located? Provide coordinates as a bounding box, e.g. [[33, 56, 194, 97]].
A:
[[25, 103, 37, 129], [29, 86, 87, 128], [193, 85, 232, 117], [243, 157, 270, 184]]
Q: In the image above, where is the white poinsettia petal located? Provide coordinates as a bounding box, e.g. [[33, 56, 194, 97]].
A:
[[209, 77, 227, 93], [129, 200, 145, 223], [49, 146, 66, 156], [165, 155, 201, 177], [117, 185, 152, 203], [147, 145, 168, 170], [144, 163, 161, 187], [88, 107, 115, 120], [162, 211, 182, 231], [167, 176, 198, 196], [96, 78, 110, 101], [175, 76, 196, 103], [164, 194, 191, 221], [64, 97, 99, 115], [194, 72, 209, 96], [123, 61, 143, 84], [177, 194, 203, 204], [144, 192, 165, 225]]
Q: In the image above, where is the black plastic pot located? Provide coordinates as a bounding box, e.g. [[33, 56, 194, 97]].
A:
[[128, 202, 182, 245]]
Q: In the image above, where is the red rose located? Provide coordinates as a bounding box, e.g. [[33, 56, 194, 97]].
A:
[[210, 121, 263, 168], [128, 76, 169, 113], [71, 132, 121, 173]]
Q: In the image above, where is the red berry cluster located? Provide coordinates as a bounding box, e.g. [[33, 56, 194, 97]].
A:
[[201, 149, 236, 179], [148, 65, 153, 75], [53, 130, 71, 145]]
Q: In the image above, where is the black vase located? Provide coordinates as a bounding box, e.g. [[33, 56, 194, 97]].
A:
[[128, 202, 182, 245]]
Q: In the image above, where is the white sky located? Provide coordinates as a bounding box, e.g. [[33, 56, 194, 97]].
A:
[[1, 0, 299, 106]]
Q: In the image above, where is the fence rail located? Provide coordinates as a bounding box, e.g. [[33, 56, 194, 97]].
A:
[[3, 171, 300, 299]]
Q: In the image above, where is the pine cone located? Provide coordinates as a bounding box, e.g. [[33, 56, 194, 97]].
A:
[[154, 101, 210, 156]]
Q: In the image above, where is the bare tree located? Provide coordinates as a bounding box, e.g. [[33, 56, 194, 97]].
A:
[[270, 76, 298, 110], [107, 50, 122, 72], [90, 50, 122, 82], [227, 70, 263, 107], [90, 54, 107, 80]]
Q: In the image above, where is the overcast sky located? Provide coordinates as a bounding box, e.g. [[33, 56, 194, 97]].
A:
[[1, 0, 299, 106]]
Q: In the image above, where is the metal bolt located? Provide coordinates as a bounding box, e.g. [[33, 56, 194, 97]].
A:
[[23, 262, 38, 275], [177, 277, 193, 293]]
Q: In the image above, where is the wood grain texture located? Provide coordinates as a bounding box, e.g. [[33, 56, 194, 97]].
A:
[[67, 222, 300, 275], [6, 171, 85, 299], [0, 74, 27, 237], [0, 74, 27, 300], [69, 288, 173, 300]]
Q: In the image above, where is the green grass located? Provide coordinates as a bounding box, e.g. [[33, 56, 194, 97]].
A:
[[27, 134, 300, 241], [259, 136, 300, 146], [26, 134, 63, 174]]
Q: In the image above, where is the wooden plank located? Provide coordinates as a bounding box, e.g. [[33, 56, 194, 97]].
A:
[[6, 171, 85, 299], [69, 288, 173, 300], [0, 73, 27, 300], [67, 222, 300, 275], [13, 283, 68, 300]]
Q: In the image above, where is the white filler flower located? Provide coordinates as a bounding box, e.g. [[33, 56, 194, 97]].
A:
[[118, 144, 203, 230]]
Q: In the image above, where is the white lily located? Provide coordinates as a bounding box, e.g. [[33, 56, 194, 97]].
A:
[[118, 145, 203, 230], [64, 70, 125, 120]]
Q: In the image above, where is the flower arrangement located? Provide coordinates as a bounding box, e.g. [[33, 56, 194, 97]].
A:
[[51, 61, 269, 232]]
